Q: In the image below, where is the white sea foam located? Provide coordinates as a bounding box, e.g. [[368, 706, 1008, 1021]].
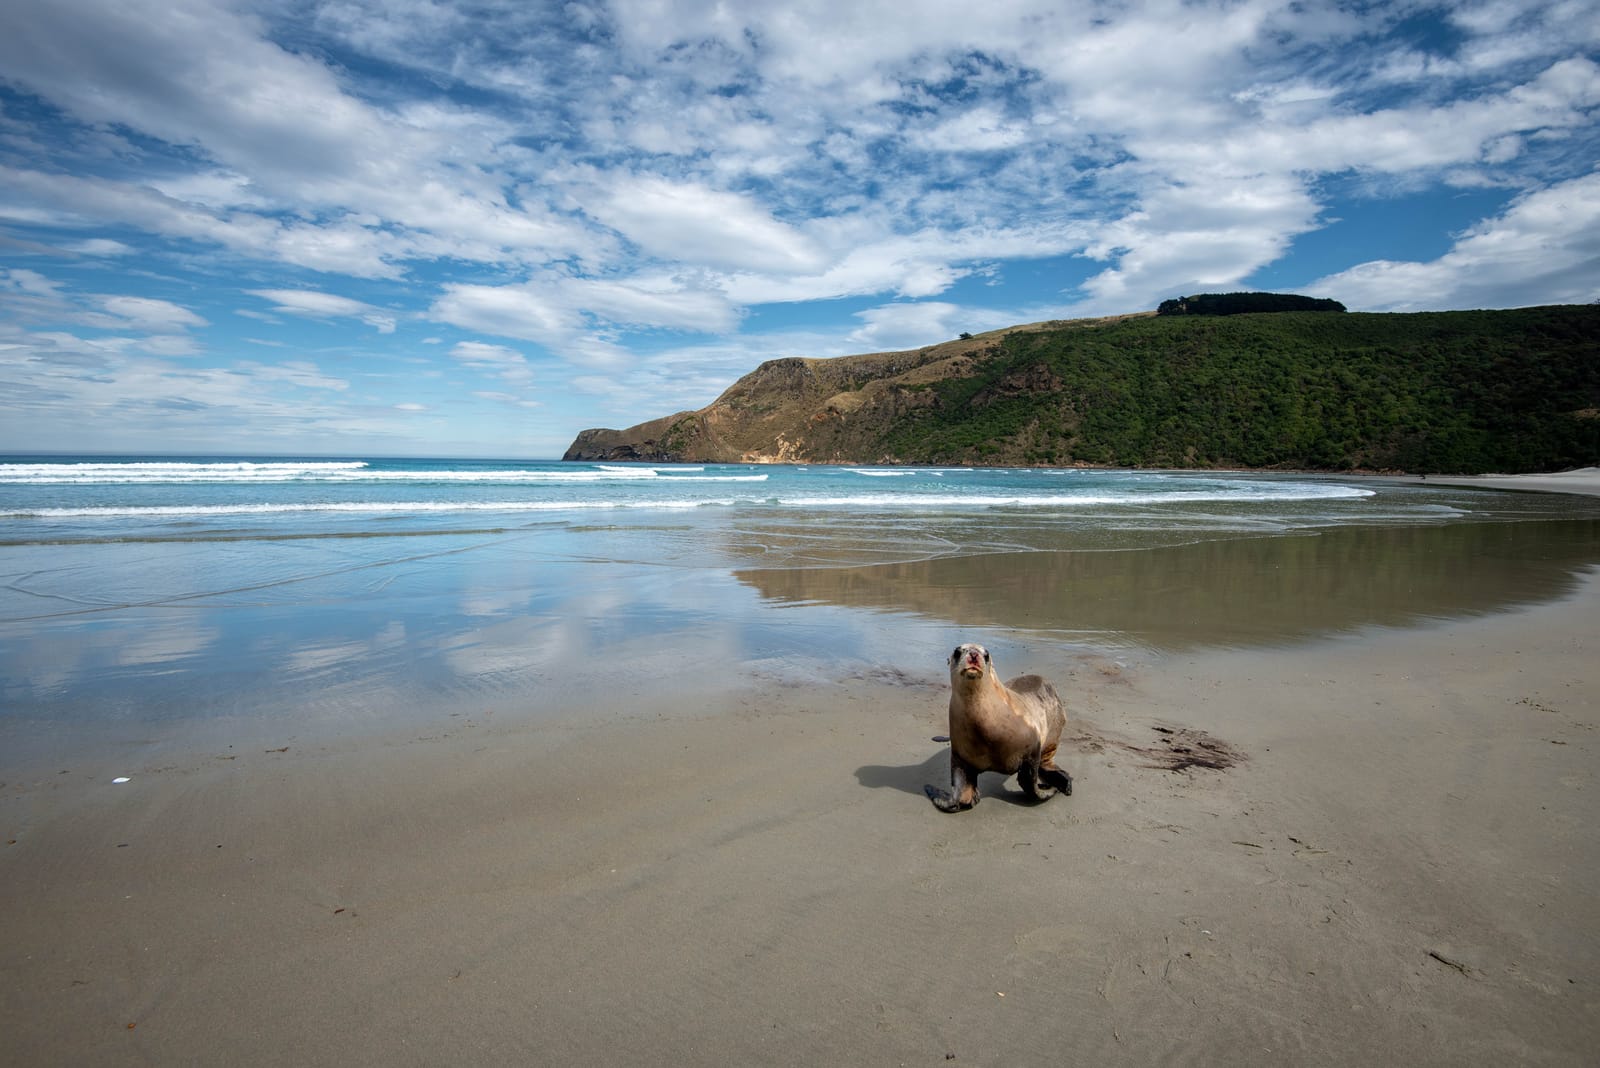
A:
[[779, 485, 1374, 508], [0, 461, 370, 483], [0, 462, 760, 485], [6, 499, 733, 519], [3, 481, 1373, 521], [847, 468, 952, 477]]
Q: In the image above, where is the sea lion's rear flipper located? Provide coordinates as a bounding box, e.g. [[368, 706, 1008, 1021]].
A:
[[1021, 745, 1074, 802], [1038, 742, 1073, 797], [1018, 756, 1057, 803], [1038, 765, 1074, 797]]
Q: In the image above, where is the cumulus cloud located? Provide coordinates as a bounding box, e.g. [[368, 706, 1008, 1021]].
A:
[[847, 302, 964, 352]]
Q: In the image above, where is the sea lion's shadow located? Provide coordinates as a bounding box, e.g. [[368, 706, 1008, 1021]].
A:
[[855, 750, 1039, 806]]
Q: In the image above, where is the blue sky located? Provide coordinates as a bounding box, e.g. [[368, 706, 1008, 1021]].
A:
[[1, 0, 1597, 458]]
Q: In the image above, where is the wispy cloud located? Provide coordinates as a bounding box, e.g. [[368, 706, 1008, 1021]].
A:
[[248, 289, 397, 333], [450, 340, 536, 389]]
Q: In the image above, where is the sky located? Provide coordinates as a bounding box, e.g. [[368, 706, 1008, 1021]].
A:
[[1, 0, 1597, 459]]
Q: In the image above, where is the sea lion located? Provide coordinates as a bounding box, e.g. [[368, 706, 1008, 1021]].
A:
[[926, 642, 1073, 812]]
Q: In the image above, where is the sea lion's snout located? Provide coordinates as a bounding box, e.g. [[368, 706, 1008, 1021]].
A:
[[951, 643, 990, 679]]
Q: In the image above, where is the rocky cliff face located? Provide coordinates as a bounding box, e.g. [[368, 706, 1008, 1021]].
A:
[[562, 321, 1082, 463], [563, 411, 701, 462]]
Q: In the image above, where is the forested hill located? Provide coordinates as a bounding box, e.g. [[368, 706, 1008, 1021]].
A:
[[564, 304, 1600, 474]]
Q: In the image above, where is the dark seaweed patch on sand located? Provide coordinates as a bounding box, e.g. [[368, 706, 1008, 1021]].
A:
[[1139, 725, 1244, 772], [1070, 723, 1245, 774]]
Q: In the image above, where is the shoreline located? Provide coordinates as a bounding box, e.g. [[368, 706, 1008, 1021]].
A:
[[548, 457, 1600, 500]]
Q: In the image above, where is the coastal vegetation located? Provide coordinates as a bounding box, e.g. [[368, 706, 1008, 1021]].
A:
[[565, 303, 1600, 474], [1156, 291, 1347, 315]]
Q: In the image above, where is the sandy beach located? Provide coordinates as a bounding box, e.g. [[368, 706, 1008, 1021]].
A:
[[1400, 466, 1600, 498], [3, 472, 1599, 1065]]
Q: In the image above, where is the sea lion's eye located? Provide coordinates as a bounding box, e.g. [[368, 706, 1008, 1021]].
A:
[[983, 651, 991, 662]]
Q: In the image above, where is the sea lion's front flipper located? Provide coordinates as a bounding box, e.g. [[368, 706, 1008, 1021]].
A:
[[926, 755, 980, 812]]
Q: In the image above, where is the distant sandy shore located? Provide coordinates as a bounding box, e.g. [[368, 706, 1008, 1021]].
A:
[[1400, 466, 1600, 497], [4, 561, 1598, 1063]]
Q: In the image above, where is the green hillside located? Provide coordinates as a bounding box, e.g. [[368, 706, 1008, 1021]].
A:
[[881, 306, 1600, 472], [564, 304, 1600, 473]]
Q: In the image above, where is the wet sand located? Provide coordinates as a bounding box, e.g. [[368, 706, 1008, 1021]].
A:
[[3, 473, 1599, 1065]]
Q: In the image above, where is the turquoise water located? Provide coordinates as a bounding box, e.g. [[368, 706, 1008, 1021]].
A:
[[0, 455, 1542, 557]]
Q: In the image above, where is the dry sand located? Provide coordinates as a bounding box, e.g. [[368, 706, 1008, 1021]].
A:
[[4, 473, 1599, 1065], [1402, 466, 1600, 497]]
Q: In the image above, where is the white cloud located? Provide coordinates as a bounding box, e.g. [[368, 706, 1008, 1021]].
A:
[[450, 340, 536, 388], [66, 238, 135, 256], [585, 174, 827, 274], [715, 220, 1086, 307], [239, 360, 350, 392], [0, 269, 68, 317], [847, 302, 964, 352], [1074, 170, 1323, 310], [99, 295, 208, 332], [138, 334, 203, 357], [0, 325, 362, 451], [248, 289, 398, 333], [0, 0, 598, 277], [1189, 57, 1600, 178], [910, 106, 1032, 153], [1, 272, 210, 361], [429, 272, 735, 366], [573, 275, 739, 332], [0, 163, 405, 278], [1310, 171, 1600, 311], [0, 0, 415, 197], [432, 283, 584, 346], [471, 390, 541, 408]]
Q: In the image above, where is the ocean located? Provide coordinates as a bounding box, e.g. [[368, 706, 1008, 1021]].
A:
[[4, 456, 1599, 763], [0, 455, 1535, 551]]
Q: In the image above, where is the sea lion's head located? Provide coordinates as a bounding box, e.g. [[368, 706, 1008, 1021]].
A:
[[949, 642, 991, 681]]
